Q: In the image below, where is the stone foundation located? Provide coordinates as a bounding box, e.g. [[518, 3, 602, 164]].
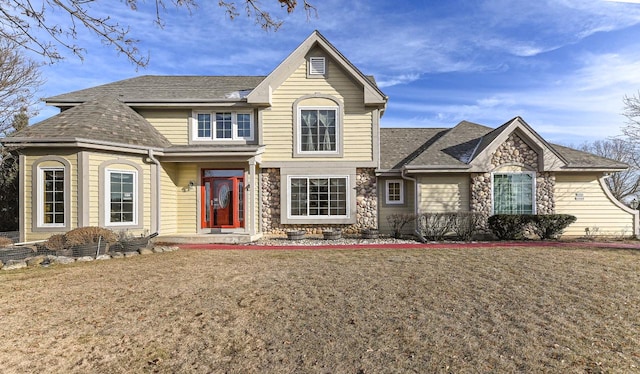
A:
[[260, 168, 377, 235]]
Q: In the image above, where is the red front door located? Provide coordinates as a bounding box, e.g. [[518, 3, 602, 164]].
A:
[[201, 174, 244, 229]]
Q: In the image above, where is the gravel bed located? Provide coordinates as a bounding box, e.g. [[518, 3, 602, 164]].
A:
[[246, 235, 420, 246]]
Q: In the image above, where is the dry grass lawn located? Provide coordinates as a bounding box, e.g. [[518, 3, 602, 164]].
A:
[[1, 246, 639, 373]]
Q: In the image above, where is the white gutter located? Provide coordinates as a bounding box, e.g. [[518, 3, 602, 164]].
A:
[[147, 149, 161, 234], [401, 168, 425, 242]]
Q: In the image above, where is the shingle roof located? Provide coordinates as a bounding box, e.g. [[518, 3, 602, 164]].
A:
[[7, 97, 171, 148], [381, 121, 627, 171], [45, 75, 267, 104]]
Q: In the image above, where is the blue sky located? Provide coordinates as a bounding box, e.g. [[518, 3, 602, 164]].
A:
[[30, 0, 640, 146]]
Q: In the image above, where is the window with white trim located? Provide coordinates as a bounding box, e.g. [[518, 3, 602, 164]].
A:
[[193, 111, 253, 141], [386, 180, 404, 205], [107, 169, 137, 225], [309, 57, 326, 75], [492, 172, 535, 214], [39, 167, 65, 226], [289, 176, 348, 218], [298, 107, 338, 153]]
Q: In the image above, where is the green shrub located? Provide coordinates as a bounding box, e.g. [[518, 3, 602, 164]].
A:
[[529, 214, 577, 240], [488, 214, 577, 240], [487, 215, 529, 240]]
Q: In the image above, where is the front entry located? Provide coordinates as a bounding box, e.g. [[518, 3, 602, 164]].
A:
[[201, 170, 244, 229]]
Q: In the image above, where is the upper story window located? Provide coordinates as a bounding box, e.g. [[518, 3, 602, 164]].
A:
[[299, 107, 338, 153], [308, 57, 326, 75], [193, 111, 253, 141], [492, 172, 535, 215]]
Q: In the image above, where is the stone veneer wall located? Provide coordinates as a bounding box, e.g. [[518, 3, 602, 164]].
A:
[[260, 168, 377, 235], [470, 133, 556, 226]]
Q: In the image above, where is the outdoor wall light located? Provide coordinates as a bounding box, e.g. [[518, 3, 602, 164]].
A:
[[188, 180, 195, 190]]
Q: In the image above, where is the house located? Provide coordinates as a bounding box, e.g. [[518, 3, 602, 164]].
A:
[[3, 31, 637, 243], [378, 118, 638, 237]]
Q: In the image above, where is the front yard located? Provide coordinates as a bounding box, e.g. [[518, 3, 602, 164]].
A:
[[0, 245, 638, 373]]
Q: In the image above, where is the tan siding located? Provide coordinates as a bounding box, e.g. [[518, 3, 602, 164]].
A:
[[176, 164, 198, 233], [159, 162, 179, 235], [262, 58, 373, 162], [555, 173, 635, 237], [23, 150, 79, 241], [137, 109, 190, 145], [378, 178, 416, 235], [87, 152, 152, 236], [418, 175, 470, 214]]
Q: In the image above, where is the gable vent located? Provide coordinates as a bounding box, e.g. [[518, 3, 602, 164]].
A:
[[309, 57, 326, 75]]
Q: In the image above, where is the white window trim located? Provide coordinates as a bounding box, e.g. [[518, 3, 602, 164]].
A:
[[192, 111, 254, 141], [385, 179, 404, 205], [105, 168, 138, 226], [297, 106, 340, 155], [490, 171, 536, 215], [37, 167, 65, 228], [309, 57, 326, 75], [286, 175, 350, 220]]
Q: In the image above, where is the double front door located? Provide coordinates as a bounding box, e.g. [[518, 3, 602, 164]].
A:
[[201, 170, 244, 229]]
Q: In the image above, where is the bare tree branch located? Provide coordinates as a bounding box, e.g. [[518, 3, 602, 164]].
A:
[[0, 40, 42, 137], [0, 0, 315, 67], [579, 138, 640, 202]]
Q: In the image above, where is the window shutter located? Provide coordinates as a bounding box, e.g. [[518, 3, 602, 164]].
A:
[[309, 57, 326, 75]]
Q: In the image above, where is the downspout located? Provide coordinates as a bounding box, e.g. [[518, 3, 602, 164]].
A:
[[401, 168, 424, 242], [147, 149, 161, 235]]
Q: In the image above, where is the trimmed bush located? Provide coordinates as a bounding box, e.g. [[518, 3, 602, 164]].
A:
[[386, 213, 416, 239], [488, 214, 577, 240], [43, 234, 66, 251], [417, 213, 456, 241], [451, 212, 483, 241], [529, 214, 577, 240]]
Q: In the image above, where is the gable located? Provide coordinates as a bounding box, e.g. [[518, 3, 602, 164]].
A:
[[247, 30, 386, 107], [468, 117, 567, 172]]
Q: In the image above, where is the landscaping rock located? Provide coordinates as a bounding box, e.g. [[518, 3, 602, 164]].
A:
[[163, 246, 178, 252], [124, 251, 139, 258], [54, 256, 75, 265], [139, 248, 154, 255], [3, 261, 27, 271], [110, 252, 125, 259], [152, 246, 164, 253], [26, 256, 46, 267], [96, 254, 111, 261], [0, 259, 3, 270], [76, 256, 94, 262]]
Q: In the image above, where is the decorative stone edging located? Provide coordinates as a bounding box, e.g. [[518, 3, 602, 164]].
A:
[[0, 246, 179, 271]]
